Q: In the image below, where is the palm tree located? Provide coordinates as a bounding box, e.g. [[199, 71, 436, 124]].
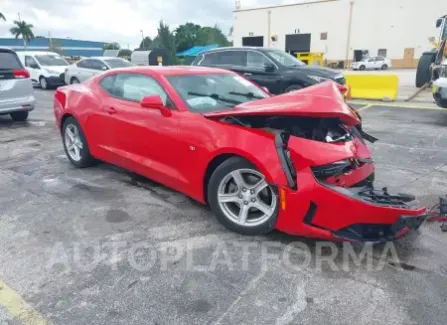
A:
[[10, 20, 35, 49], [0, 12, 6, 21]]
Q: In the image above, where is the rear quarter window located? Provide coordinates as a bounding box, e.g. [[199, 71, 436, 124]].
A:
[[0, 51, 23, 70]]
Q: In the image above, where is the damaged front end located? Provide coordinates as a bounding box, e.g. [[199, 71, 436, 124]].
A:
[[272, 128, 427, 243]]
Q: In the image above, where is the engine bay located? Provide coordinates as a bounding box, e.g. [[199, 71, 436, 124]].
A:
[[224, 115, 354, 143]]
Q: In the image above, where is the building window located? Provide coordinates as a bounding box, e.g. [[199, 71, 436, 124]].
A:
[[378, 49, 387, 57]]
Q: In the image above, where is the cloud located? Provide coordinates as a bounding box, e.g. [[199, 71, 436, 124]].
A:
[[0, 0, 294, 49]]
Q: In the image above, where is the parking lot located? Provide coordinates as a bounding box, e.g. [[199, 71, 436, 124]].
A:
[[1, 89, 447, 325]]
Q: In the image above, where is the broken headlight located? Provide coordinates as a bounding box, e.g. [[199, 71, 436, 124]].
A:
[[311, 159, 353, 178]]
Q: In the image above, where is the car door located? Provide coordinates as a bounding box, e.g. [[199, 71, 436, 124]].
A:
[[365, 58, 375, 69], [77, 59, 97, 82], [89, 59, 108, 77], [24, 55, 40, 84], [244, 50, 282, 93], [99, 73, 186, 190]]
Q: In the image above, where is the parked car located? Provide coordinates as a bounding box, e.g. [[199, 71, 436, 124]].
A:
[[0, 47, 35, 121], [350, 56, 391, 70], [64, 57, 134, 84], [191, 47, 345, 94], [16, 51, 69, 89], [433, 60, 447, 108], [53, 66, 426, 241]]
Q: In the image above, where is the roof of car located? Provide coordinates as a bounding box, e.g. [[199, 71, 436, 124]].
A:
[[107, 65, 234, 76], [86, 56, 125, 60], [202, 47, 271, 53]]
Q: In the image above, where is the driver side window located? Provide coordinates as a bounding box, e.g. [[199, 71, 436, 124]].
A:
[[246, 51, 271, 69], [113, 73, 169, 105], [25, 56, 38, 68]]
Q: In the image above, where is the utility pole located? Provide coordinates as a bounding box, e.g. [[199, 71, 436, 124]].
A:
[[48, 31, 53, 49], [140, 30, 145, 49]]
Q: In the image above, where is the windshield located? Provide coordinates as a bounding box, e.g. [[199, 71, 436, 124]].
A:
[[35, 55, 69, 66], [104, 58, 134, 68], [167, 73, 269, 113], [265, 50, 305, 67]]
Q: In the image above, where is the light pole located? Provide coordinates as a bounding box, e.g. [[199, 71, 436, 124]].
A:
[[140, 30, 145, 49]]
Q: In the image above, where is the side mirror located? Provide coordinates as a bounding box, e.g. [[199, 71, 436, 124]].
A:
[[101, 66, 108, 71], [264, 62, 275, 72], [140, 95, 172, 117]]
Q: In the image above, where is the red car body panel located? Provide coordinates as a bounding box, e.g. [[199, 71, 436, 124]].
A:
[[53, 67, 427, 242]]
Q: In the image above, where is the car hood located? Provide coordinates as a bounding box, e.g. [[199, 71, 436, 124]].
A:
[[286, 65, 342, 78], [204, 81, 360, 126]]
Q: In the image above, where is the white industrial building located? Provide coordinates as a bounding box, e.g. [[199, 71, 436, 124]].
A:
[[232, 0, 447, 68]]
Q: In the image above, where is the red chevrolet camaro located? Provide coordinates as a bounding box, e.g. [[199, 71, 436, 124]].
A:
[[53, 66, 427, 242]]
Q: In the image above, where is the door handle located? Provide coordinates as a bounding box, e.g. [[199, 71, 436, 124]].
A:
[[106, 107, 117, 114]]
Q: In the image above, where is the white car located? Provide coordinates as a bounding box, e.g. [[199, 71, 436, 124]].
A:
[[433, 60, 447, 108], [350, 56, 391, 71], [16, 51, 69, 89], [64, 57, 134, 84]]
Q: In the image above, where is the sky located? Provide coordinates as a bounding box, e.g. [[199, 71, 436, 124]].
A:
[[0, 0, 297, 49]]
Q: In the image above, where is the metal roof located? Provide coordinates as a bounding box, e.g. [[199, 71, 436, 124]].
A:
[[177, 44, 219, 57], [0, 37, 107, 57]]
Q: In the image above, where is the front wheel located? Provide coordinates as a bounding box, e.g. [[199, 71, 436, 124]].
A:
[[284, 84, 303, 92], [62, 117, 95, 168], [359, 65, 366, 70], [39, 76, 48, 90], [70, 77, 80, 84], [207, 157, 279, 235], [381, 64, 388, 70]]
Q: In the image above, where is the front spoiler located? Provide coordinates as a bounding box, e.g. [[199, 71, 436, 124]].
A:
[[332, 213, 427, 243]]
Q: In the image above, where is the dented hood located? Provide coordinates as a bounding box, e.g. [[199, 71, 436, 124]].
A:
[[204, 81, 360, 126]]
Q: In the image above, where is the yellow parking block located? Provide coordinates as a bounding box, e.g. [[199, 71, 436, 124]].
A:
[[345, 73, 399, 101], [0, 281, 52, 325]]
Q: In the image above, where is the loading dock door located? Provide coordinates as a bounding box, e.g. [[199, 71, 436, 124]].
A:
[[242, 36, 264, 47], [285, 34, 311, 53]]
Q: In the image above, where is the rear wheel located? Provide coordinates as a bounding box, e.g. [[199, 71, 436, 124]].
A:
[[381, 64, 388, 70], [416, 52, 436, 87], [359, 65, 366, 70], [10, 111, 29, 121], [39, 76, 48, 90], [207, 157, 279, 235], [70, 77, 80, 84], [62, 117, 95, 168]]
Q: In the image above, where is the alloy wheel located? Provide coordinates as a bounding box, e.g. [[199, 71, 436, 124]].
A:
[[64, 124, 83, 161], [217, 169, 277, 227]]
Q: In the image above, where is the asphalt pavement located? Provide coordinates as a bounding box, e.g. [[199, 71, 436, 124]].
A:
[[0, 89, 447, 325]]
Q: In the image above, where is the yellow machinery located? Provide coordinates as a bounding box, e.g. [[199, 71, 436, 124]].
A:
[[415, 15, 447, 87], [296, 52, 324, 66]]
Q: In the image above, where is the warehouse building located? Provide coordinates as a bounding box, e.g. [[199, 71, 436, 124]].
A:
[[232, 0, 447, 68], [0, 37, 107, 57]]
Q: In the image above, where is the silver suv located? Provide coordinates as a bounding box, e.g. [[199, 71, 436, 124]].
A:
[[0, 47, 35, 121]]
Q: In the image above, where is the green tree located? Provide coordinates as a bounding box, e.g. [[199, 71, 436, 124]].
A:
[[118, 49, 132, 58], [0, 12, 6, 21], [139, 36, 153, 50], [153, 20, 177, 64], [49, 39, 64, 55], [174, 23, 201, 53], [103, 42, 120, 50], [196, 25, 231, 47], [10, 20, 35, 49]]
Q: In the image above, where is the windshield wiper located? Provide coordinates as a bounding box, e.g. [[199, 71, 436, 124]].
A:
[[188, 92, 241, 105], [228, 91, 265, 99]]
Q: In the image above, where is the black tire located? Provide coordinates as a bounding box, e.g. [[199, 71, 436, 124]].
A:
[[434, 94, 447, 108], [359, 65, 366, 70], [70, 77, 80, 84], [416, 52, 436, 88], [39, 76, 48, 90], [285, 84, 304, 92], [62, 117, 95, 168], [381, 64, 388, 70], [10, 111, 29, 121], [207, 157, 279, 235]]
